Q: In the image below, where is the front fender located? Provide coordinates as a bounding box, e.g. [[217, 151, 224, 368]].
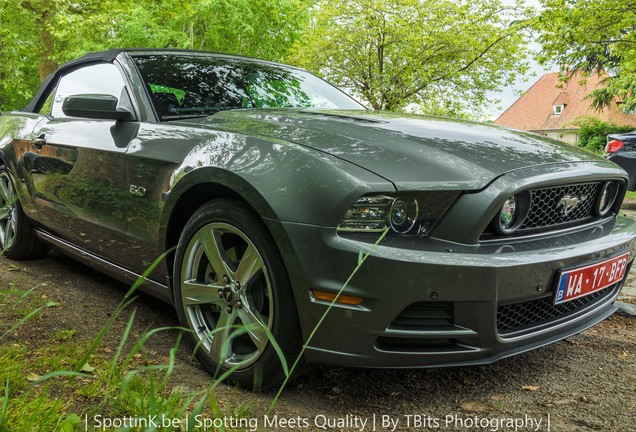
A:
[[161, 134, 393, 229]]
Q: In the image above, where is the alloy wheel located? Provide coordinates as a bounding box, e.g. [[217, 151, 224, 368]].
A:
[[0, 173, 17, 251], [180, 222, 273, 369]]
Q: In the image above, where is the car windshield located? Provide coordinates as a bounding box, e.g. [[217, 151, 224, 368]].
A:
[[132, 54, 365, 121]]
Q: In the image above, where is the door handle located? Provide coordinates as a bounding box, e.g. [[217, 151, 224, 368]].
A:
[[32, 134, 47, 150]]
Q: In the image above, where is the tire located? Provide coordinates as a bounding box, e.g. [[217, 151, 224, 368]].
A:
[[173, 199, 303, 390], [0, 166, 48, 259]]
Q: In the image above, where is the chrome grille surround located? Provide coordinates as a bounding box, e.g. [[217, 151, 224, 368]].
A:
[[519, 182, 600, 231], [481, 182, 609, 241]]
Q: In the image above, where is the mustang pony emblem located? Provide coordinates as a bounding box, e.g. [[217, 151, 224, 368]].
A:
[[556, 194, 588, 216]]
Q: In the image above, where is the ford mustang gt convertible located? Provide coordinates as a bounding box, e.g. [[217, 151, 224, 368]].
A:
[[1, 49, 635, 390]]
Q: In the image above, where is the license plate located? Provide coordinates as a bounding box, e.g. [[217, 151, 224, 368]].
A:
[[554, 252, 630, 305]]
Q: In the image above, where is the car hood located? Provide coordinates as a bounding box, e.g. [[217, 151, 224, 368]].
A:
[[183, 109, 605, 190]]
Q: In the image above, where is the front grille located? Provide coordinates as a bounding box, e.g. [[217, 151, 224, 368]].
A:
[[497, 282, 619, 337], [481, 182, 608, 241], [519, 182, 600, 231]]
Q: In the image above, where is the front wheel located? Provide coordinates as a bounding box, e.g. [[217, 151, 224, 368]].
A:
[[173, 200, 302, 390]]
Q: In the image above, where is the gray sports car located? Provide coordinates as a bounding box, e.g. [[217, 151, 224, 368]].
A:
[[1, 49, 635, 390]]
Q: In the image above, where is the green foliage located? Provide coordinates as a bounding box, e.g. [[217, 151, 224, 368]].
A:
[[535, 0, 636, 113], [110, 0, 311, 60], [290, 0, 533, 116], [569, 115, 634, 153], [0, 0, 311, 111], [0, 0, 41, 111]]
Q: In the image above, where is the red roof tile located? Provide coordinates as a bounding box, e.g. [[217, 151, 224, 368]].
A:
[[494, 72, 636, 131]]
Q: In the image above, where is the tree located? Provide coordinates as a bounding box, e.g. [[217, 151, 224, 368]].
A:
[[106, 0, 311, 61], [289, 0, 533, 116], [0, 0, 45, 110], [535, 0, 636, 113], [0, 0, 311, 111], [0, 0, 133, 110]]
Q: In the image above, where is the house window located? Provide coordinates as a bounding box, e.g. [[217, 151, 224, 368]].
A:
[[552, 104, 564, 115], [621, 104, 636, 115]]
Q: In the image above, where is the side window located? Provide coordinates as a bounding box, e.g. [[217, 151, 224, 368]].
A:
[[50, 63, 130, 119], [38, 90, 55, 116]]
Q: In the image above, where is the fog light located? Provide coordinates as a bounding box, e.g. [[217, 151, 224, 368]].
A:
[[596, 181, 619, 217], [495, 193, 530, 235], [500, 196, 517, 229]]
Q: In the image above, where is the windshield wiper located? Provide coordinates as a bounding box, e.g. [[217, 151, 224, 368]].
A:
[[161, 113, 212, 120]]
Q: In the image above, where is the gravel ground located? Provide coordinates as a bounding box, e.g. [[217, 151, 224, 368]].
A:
[[2, 213, 636, 432]]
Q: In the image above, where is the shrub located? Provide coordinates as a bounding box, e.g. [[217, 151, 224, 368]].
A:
[[569, 115, 634, 153]]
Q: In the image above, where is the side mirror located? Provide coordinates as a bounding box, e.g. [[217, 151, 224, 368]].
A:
[[62, 94, 134, 121]]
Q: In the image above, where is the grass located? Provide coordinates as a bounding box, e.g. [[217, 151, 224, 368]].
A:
[[0, 256, 244, 431], [625, 191, 636, 200], [0, 226, 390, 431], [0, 288, 83, 431], [0, 281, 236, 431]]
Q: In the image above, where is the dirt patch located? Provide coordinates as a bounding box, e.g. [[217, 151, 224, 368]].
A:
[[1, 250, 635, 431]]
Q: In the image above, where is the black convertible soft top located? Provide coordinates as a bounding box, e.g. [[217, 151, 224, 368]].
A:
[[21, 48, 304, 113], [22, 48, 291, 114]]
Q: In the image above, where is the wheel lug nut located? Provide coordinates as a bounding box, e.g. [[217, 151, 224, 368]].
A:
[[225, 306, 233, 314], [237, 301, 243, 309], [222, 275, 230, 284], [217, 289, 223, 298]]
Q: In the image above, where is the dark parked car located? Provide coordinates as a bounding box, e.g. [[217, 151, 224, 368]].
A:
[[1, 49, 635, 390], [605, 131, 636, 190]]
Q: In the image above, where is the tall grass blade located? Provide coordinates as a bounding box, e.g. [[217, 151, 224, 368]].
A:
[[75, 249, 173, 375], [73, 296, 137, 375], [120, 326, 188, 371], [161, 335, 181, 388], [124, 249, 174, 299], [109, 308, 138, 377], [0, 306, 44, 340], [268, 227, 389, 412], [0, 376, 8, 426], [184, 391, 210, 432], [32, 371, 94, 385], [262, 325, 289, 377], [9, 286, 36, 309]]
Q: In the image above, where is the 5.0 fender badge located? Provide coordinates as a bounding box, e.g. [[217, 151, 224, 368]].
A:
[[129, 184, 147, 197]]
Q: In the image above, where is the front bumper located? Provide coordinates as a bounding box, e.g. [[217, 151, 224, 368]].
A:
[[278, 214, 636, 368]]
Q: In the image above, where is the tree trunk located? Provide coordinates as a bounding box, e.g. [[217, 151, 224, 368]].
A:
[[22, 0, 58, 80]]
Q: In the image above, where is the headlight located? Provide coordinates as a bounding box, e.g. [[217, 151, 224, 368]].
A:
[[337, 192, 459, 235], [337, 195, 392, 232], [389, 197, 418, 233], [494, 192, 530, 235], [596, 181, 620, 217]]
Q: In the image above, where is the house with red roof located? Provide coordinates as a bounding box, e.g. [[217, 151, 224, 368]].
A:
[[494, 72, 636, 144]]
